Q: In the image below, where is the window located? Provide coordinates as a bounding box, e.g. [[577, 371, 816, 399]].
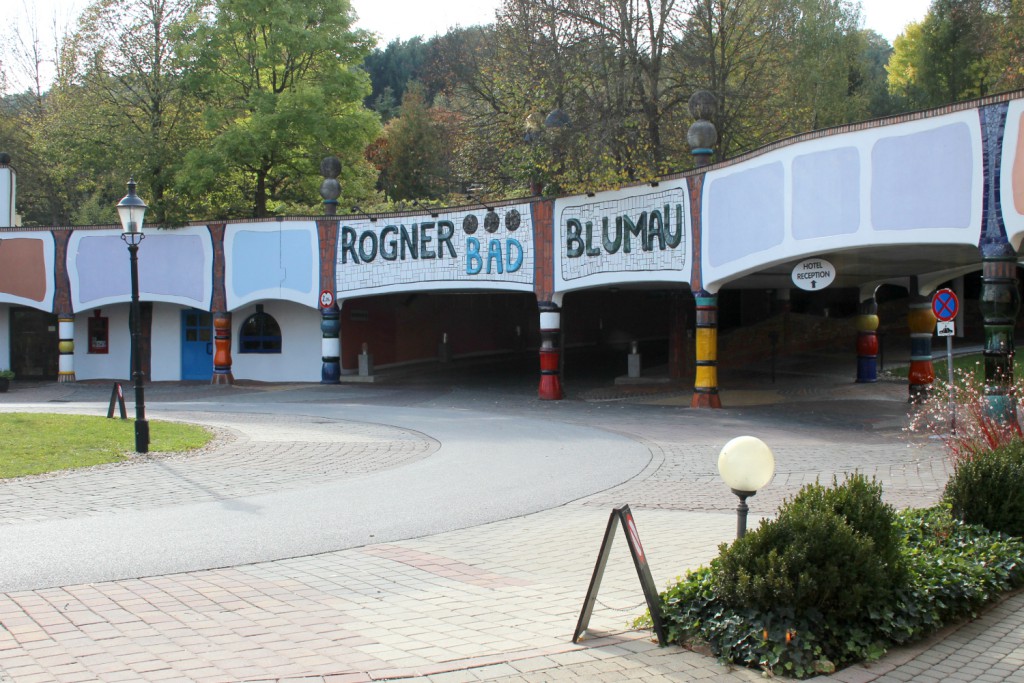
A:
[[238, 306, 282, 353], [88, 311, 109, 353]]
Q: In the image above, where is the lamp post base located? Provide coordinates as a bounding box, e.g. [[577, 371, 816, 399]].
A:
[[732, 489, 756, 538], [135, 419, 149, 454]]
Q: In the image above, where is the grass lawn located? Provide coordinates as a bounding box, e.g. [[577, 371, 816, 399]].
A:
[[0, 413, 213, 479], [889, 352, 985, 382]]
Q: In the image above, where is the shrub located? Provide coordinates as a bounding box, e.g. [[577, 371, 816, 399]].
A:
[[656, 505, 1024, 679], [713, 474, 902, 621], [905, 366, 1024, 462], [943, 439, 1024, 537]]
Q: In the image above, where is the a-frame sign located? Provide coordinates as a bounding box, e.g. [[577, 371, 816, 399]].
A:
[[573, 505, 666, 646]]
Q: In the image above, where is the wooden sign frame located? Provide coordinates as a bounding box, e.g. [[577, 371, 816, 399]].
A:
[[573, 505, 666, 646]]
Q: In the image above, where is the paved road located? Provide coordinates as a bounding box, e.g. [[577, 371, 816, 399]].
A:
[[0, 400, 651, 592], [0, 360, 1015, 683]]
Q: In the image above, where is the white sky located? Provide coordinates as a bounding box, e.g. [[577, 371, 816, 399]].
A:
[[4, 0, 932, 91]]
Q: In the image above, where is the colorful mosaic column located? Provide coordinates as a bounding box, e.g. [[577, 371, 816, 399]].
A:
[[58, 314, 75, 382], [538, 301, 563, 400], [212, 312, 233, 384], [691, 291, 721, 408], [855, 298, 879, 383], [321, 304, 341, 384], [980, 254, 1020, 420], [907, 289, 936, 402]]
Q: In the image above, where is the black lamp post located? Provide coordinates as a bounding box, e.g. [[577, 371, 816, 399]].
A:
[[117, 178, 149, 453]]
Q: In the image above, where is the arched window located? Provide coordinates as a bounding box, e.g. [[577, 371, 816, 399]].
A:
[[239, 306, 282, 353]]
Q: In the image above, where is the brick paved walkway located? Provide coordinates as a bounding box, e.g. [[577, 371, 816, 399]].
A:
[[0, 360, 1014, 683]]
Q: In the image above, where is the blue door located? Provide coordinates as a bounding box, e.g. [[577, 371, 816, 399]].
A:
[[181, 309, 213, 380]]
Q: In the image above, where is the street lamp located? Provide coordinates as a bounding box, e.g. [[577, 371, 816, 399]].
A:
[[117, 178, 149, 454], [718, 436, 775, 538]]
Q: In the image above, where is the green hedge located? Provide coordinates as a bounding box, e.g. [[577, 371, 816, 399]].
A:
[[944, 439, 1024, 537], [656, 495, 1024, 678]]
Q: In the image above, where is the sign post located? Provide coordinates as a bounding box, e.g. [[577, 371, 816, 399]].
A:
[[932, 288, 960, 429]]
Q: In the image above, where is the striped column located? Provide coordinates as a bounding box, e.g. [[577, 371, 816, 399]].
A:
[[981, 255, 1020, 420], [691, 292, 721, 408], [321, 304, 341, 384], [58, 315, 75, 383], [538, 301, 563, 400], [212, 312, 233, 384], [907, 295, 936, 402], [855, 299, 879, 383]]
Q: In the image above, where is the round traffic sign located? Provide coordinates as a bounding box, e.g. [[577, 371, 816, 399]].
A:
[[932, 288, 959, 322], [319, 289, 335, 308]]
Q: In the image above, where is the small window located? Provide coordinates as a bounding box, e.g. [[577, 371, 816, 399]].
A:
[[88, 311, 109, 354], [239, 307, 282, 354]]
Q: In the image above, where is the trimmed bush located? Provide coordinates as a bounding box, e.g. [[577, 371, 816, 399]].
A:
[[943, 439, 1024, 537], [656, 505, 1024, 679], [713, 474, 902, 620]]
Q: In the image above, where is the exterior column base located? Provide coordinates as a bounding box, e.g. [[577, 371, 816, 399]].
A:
[[691, 389, 722, 409], [538, 374, 563, 401], [212, 372, 234, 385], [58, 372, 76, 383]]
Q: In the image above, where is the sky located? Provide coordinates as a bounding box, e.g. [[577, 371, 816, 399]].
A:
[[4, 0, 933, 91]]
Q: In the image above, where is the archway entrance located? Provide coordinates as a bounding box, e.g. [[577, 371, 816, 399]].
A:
[[9, 307, 58, 380]]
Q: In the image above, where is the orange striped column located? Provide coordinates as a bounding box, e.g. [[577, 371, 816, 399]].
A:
[[212, 312, 233, 384], [907, 295, 936, 402], [538, 301, 563, 400], [691, 292, 721, 408]]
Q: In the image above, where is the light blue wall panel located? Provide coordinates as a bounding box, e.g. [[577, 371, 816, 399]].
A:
[[871, 123, 973, 230], [707, 161, 785, 267], [792, 147, 860, 239]]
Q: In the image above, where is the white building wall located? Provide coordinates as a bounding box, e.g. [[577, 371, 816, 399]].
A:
[[0, 305, 10, 370], [73, 305, 131, 380], [231, 301, 321, 382], [151, 304, 184, 381]]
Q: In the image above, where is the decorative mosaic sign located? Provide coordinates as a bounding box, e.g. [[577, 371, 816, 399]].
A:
[[554, 183, 690, 290], [335, 206, 535, 298]]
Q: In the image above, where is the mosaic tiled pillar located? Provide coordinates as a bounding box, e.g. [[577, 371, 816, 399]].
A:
[[208, 223, 233, 385], [691, 291, 721, 408], [538, 301, 563, 400], [321, 304, 341, 384], [981, 255, 1020, 421], [907, 290, 936, 402], [212, 312, 233, 385], [855, 298, 879, 383], [57, 314, 75, 382]]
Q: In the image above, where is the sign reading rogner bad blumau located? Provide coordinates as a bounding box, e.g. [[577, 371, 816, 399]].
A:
[[554, 184, 690, 290], [335, 205, 535, 298]]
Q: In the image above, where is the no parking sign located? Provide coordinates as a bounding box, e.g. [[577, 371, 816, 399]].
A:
[[932, 288, 959, 322]]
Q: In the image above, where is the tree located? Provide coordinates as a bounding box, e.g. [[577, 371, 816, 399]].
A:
[[781, 0, 869, 131], [374, 83, 460, 200], [887, 0, 1000, 109], [67, 0, 209, 224], [362, 37, 438, 121], [178, 0, 381, 218], [672, 0, 794, 160]]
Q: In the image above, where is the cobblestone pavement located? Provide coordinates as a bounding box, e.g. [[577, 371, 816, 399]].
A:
[[0, 358, 1010, 683]]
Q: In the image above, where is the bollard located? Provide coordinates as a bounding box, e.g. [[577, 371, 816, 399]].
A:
[[627, 340, 642, 379], [358, 342, 374, 377]]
